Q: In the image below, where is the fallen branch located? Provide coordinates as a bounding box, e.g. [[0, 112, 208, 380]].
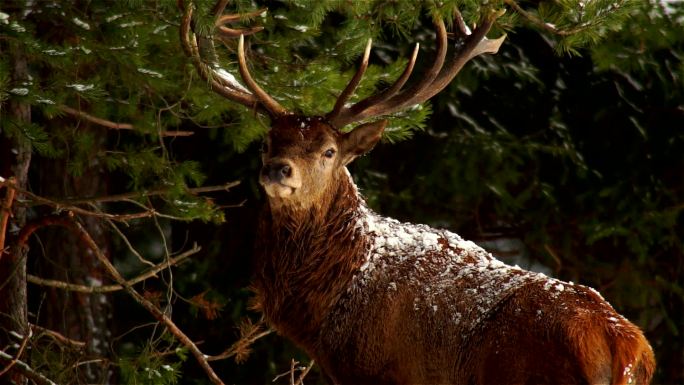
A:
[[26, 244, 200, 293]]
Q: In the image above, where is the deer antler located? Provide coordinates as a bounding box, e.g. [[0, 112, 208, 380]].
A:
[[326, 9, 506, 129], [179, 0, 288, 117]]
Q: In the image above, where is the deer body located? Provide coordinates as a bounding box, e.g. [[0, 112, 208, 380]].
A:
[[254, 161, 654, 385], [180, 3, 655, 383]]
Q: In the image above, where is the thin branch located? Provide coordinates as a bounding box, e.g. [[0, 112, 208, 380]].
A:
[[26, 245, 200, 293], [30, 324, 86, 349], [61, 218, 225, 385], [206, 328, 273, 362], [58, 105, 133, 130], [58, 105, 194, 137], [272, 359, 315, 385], [504, 0, 586, 36], [0, 180, 154, 222], [63, 181, 240, 205], [0, 179, 239, 223], [294, 360, 315, 385], [0, 350, 57, 385], [0, 177, 17, 260]]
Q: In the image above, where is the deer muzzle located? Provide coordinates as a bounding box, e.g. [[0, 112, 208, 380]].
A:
[[259, 160, 302, 198]]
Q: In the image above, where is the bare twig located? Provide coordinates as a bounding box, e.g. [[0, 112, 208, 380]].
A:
[[58, 105, 134, 130], [0, 177, 17, 260], [68, 218, 224, 384], [294, 360, 315, 385], [63, 181, 240, 205], [272, 359, 315, 385], [26, 245, 200, 293], [0, 179, 239, 223], [58, 105, 193, 137], [30, 324, 86, 349], [0, 328, 31, 377], [16, 216, 224, 383], [0, 350, 57, 385]]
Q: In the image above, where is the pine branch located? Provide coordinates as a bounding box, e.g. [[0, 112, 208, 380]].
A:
[[58, 105, 194, 137], [63, 181, 240, 205], [0, 179, 238, 223], [26, 244, 200, 293]]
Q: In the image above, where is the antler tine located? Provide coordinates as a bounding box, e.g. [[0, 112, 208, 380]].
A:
[[329, 18, 448, 128], [411, 9, 506, 103], [180, 3, 260, 109], [329, 9, 506, 128], [327, 38, 373, 123], [237, 35, 288, 117]]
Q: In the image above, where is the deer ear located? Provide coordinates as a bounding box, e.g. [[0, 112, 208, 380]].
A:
[[340, 120, 387, 165]]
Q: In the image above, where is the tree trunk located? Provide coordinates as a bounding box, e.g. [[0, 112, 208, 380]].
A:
[[0, 42, 32, 385]]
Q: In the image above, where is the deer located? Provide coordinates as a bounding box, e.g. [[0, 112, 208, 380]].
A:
[[180, 1, 655, 384]]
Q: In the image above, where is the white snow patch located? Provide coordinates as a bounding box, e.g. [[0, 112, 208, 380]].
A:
[[138, 68, 163, 78], [9, 88, 29, 96], [72, 17, 90, 30], [67, 83, 95, 92], [213, 67, 250, 93]]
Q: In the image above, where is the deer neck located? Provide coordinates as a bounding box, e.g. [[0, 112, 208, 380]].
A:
[[254, 168, 369, 350]]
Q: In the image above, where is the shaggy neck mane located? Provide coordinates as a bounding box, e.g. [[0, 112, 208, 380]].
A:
[[254, 168, 368, 352]]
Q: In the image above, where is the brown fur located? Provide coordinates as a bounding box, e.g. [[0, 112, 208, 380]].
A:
[[253, 115, 655, 384]]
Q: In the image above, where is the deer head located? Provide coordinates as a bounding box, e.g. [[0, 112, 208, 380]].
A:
[[179, 1, 506, 210]]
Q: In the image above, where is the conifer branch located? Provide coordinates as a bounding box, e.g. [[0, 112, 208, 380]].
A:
[[504, 0, 593, 37], [26, 245, 200, 293], [58, 105, 194, 137], [0, 178, 238, 222]]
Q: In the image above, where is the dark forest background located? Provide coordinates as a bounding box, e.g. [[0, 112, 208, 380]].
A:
[[1, 0, 682, 384]]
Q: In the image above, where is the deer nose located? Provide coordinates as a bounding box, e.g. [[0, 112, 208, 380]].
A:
[[262, 162, 293, 183]]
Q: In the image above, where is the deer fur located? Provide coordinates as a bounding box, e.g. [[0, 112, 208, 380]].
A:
[[252, 116, 655, 385]]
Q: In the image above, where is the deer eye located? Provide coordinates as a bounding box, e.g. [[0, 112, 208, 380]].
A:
[[323, 148, 336, 158]]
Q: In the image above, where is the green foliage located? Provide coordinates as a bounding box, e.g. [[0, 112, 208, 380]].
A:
[[119, 339, 186, 385]]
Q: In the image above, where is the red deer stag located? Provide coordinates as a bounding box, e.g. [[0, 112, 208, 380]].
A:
[[180, 2, 655, 384]]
